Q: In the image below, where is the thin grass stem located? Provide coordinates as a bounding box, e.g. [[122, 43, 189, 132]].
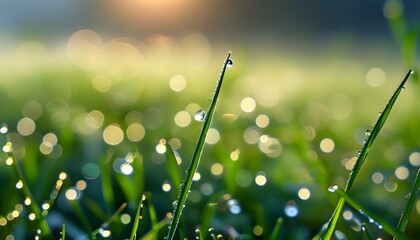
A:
[[165, 52, 233, 240], [395, 169, 420, 237], [130, 194, 147, 240], [92, 202, 127, 236], [334, 188, 410, 240], [361, 223, 374, 240], [270, 217, 283, 240]]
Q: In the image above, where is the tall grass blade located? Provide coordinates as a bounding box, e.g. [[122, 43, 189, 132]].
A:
[[100, 150, 115, 211], [334, 188, 410, 240], [61, 224, 66, 240], [270, 217, 283, 240], [395, 169, 420, 236], [165, 52, 233, 240], [145, 192, 158, 228], [165, 143, 182, 196], [319, 69, 413, 239], [361, 223, 374, 240], [130, 194, 147, 240], [68, 199, 94, 240]]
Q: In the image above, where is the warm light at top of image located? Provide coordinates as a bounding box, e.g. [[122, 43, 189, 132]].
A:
[[103, 0, 205, 29]]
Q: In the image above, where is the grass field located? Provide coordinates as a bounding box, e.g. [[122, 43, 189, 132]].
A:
[[0, 30, 419, 239]]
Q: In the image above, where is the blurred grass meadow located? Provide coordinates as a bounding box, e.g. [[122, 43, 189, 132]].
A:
[[1, 0, 420, 239]]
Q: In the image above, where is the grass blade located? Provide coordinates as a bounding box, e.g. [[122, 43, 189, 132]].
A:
[[144, 192, 158, 228], [68, 198, 94, 240], [361, 223, 374, 240], [395, 169, 420, 235], [165, 52, 233, 240], [165, 143, 182, 196], [140, 216, 170, 240], [92, 202, 127, 236], [100, 150, 115, 211], [130, 194, 147, 240], [270, 217, 283, 240], [333, 187, 410, 240], [319, 69, 413, 239], [61, 224, 66, 240]]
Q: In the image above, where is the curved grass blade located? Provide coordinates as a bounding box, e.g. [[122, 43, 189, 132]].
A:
[[395, 169, 420, 237], [270, 217, 283, 240], [165, 52, 233, 240], [319, 69, 413, 239], [334, 187, 410, 240], [361, 223, 374, 240], [130, 194, 147, 240]]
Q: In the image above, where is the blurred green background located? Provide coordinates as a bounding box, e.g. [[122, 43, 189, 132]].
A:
[[0, 0, 419, 239]]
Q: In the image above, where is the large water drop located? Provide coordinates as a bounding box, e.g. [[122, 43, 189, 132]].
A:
[[194, 109, 206, 122], [328, 185, 338, 192], [226, 59, 233, 68]]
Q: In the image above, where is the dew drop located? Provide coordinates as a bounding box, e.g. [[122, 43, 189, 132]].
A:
[[328, 185, 338, 192], [365, 130, 371, 136], [194, 109, 206, 122], [172, 200, 178, 208], [226, 59, 233, 68], [410, 69, 414, 74]]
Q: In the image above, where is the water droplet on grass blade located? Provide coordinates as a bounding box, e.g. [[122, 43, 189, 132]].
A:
[[226, 59, 233, 68], [328, 185, 338, 192], [410, 69, 414, 74], [365, 130, 371, 136], [194, 109, 206, 121]]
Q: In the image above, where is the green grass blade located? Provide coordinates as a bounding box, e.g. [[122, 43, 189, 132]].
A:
[[68, 198, 95, 240], [92, 202, 127, 236], [130, 194, 147, 240], [361, 223, 374, 240], [195, 227, 204, 240], [61, 224, 66, 240], [395, 169, 420, 234], [145, 192, 158, 228], [270, 217, 283, 240], [319, 69, 413, 239], [165, 52, 233, 240], [334, 188, 410, 240], [100, 150, 115, 211], [140, 216, 170, 240], [165, 143, 182, 196]]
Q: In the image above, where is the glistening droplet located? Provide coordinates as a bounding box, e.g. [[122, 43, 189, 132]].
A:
[[365, 129, 371, 136], [328, 185, 338, 192], [194, 109, 206, 122], [226, 59, 233, 68]]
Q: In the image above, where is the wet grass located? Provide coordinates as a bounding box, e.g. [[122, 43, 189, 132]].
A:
[[318, 69, 414, 240], [0, 47, 419, 239]]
